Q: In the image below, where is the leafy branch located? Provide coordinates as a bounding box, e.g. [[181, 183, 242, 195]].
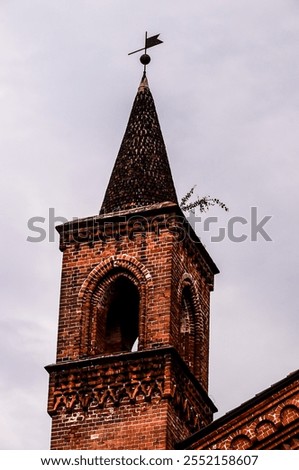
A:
[[180, 185, 228, 213]]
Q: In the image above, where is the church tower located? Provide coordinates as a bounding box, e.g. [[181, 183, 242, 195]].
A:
[[46, 73, 219, 450]]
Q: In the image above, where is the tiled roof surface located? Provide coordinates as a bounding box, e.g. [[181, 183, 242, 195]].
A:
[[100, 76, 178, 214]]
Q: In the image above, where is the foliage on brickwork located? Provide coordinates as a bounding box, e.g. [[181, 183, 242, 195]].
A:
[[180, 185, 228, 213]]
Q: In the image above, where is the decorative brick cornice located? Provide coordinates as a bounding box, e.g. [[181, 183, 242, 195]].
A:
[[56, 204, 178, 251], [49, 358, 165, 414], [55, 204, 219, 277], [46, 347, 216, 433], [178, 370, 299, 450], [169, 361, 215, 431], [224, 395, 299, 450]]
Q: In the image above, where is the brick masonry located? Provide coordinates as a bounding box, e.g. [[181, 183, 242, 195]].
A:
[[46, 348, 216, 449], [47, 204, 218, 449], [177, 370, 299, 450]]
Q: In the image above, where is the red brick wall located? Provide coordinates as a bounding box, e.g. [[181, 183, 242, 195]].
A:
[[51, 397, 169, 450], [185, 372, 299, 450]]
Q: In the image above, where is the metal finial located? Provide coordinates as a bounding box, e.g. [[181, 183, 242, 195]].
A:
[[140, 53, 151, 66], [128, 32, 163, 74]]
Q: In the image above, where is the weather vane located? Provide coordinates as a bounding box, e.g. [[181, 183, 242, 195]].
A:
[[128, 32, 163, 75]]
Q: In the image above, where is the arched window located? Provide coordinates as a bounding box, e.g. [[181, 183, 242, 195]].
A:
[[180, 284, 196, 372], [103, 276, 139, 354], [78, 255, 152, 358]]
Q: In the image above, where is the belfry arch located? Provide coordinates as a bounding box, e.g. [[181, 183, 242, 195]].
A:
[[77, 255, 153, 357], [103, 275, 139, 353], [178, 274, 205, 382]]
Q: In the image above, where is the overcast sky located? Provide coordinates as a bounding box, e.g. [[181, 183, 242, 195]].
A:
[[1, 0, 298, 449]]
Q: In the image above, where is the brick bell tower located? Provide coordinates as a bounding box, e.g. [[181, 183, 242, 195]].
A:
[[46, 72, 219, 450]]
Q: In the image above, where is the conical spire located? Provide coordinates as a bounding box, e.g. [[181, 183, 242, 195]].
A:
[[100, 75, 178, 214]]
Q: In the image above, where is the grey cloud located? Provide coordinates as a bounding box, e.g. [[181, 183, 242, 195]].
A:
[[0, 0, 298, 448]]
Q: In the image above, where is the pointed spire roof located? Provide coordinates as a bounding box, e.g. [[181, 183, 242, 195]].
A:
[[100, 75, 178, 214]]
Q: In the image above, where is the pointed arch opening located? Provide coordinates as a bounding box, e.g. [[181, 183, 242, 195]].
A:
[[77, 255, 153, 358], [180, 284, 196, 371], [104, 276, 139, 353], [177, 273, 207, 384], [92, 270, 142, 356]]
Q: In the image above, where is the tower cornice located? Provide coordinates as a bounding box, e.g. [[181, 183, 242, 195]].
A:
[[56, 203, 219, 278]]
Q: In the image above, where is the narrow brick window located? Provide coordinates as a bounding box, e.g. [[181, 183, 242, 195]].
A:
[[180, 285, 195, 371], [104, 276, 139, 354]]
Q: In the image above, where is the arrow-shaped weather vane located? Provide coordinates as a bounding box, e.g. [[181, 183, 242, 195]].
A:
[[128, 32, 163, 74]]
